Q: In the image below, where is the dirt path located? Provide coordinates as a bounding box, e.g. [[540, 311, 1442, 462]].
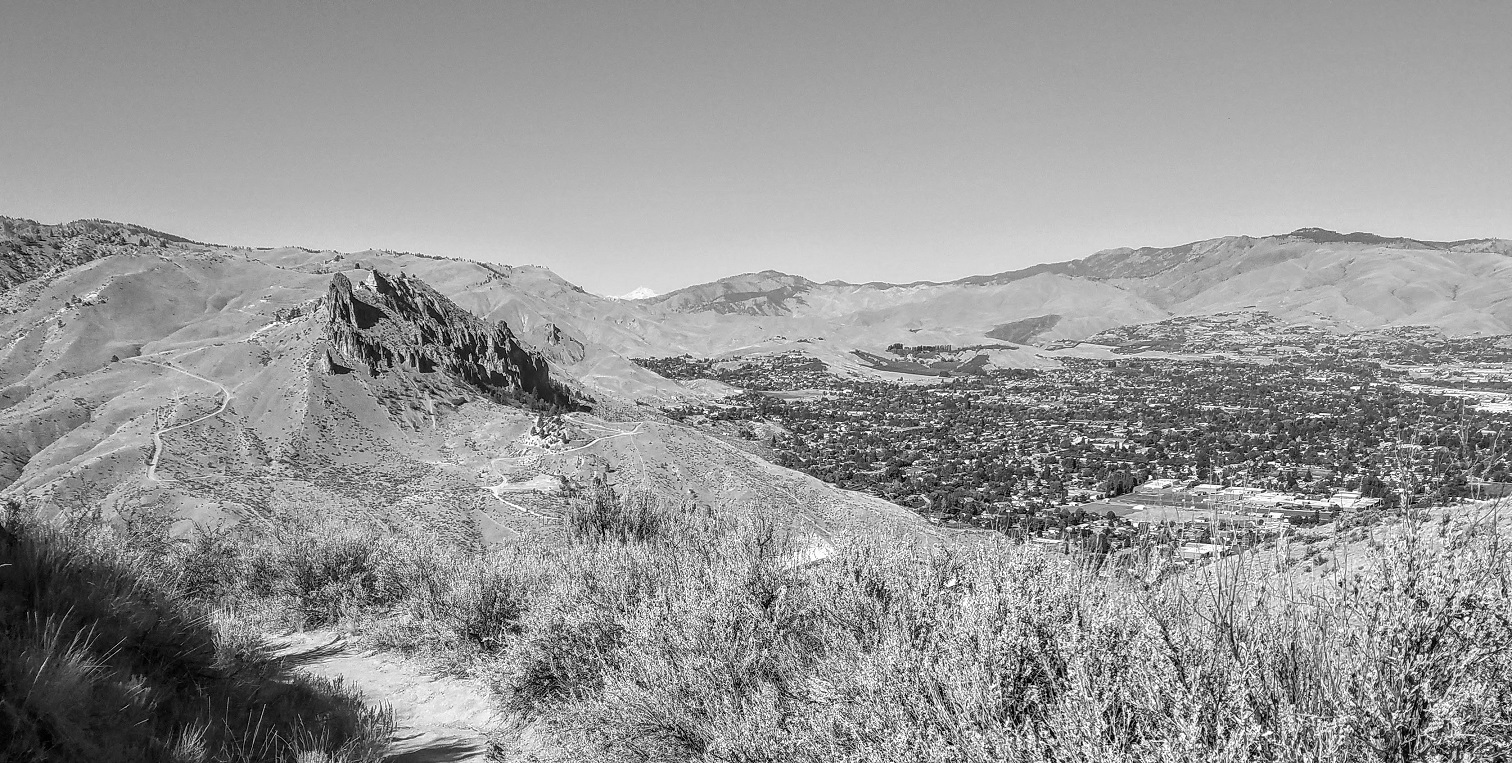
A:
[[127, 355, 231, 481], [270, 632, 498, 762], [556, 418, 644, 455], [492, 495, 563, 522]]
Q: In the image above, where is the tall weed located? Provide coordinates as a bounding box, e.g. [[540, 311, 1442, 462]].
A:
[[0, 501, 393, 762]]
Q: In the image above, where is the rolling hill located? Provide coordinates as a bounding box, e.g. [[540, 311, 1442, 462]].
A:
[[0, 217, 931, 548], [4, 215, 1510, 546], [641, 229, 1512, 351]]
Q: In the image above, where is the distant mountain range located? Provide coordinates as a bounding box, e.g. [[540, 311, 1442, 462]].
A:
[[641, 228, 1512, 347], [3, 215, 1509, 535]]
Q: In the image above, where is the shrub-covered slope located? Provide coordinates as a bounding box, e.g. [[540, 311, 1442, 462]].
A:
[[136, 486, 1512, 763], [0, 502, 392, 762]]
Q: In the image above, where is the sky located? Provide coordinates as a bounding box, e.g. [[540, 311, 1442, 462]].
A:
[[3, 1, 1510, 296]]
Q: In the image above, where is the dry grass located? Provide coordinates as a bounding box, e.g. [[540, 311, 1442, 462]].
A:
[[11, 492, 1509, 762], [502, 504, 1512, 762], [517, 503, 1512, 762], [0, 501, 393, 763]]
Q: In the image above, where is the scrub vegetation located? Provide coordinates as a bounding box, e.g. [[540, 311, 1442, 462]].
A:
[[5, 490, 1511, 762], [0, 501, 392, 763]]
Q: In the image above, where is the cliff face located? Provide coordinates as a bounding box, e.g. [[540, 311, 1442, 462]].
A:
[[326, 270, 588, 411]]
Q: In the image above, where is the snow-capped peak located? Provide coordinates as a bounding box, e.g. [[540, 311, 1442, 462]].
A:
[[612, 286, 658, 300]]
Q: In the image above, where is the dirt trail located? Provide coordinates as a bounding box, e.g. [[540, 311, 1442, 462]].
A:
[[127, 355, 232, 481], [270, 632, 498, 762]]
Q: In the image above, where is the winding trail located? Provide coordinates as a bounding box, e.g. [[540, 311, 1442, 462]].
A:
[[493, 496, 562, 522], [556, 418, 644, 455], [127, 355, 231, 481], [270, 631, 497, 762], [562, 417, 650, 481]]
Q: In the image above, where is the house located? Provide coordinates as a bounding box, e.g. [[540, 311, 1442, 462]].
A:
[[1177, 543, 1231, 561], [1329, 491, 1383, 510], [1222, 486, 1264, 497], [1286, 499, 1332, 511]]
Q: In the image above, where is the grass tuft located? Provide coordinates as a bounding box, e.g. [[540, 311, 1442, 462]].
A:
[[0, 500, 394, 763]]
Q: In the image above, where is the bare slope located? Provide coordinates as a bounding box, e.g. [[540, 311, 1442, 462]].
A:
[[7, 215, 1508, 547], [642, 229, 1512, 353], [0, 215, 202, 290], [1, 219, 928, 547]]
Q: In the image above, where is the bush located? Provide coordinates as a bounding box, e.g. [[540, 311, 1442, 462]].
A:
[[515, 505, 1512, 762], [507, 615, 625, 711], [567, 484, 671, 545], [178, 523, 245, 602], [243, 527, 388, 627], [23, 488, 1507, 762], [439, 564, 529, 652], [0, 501, 393, 762]]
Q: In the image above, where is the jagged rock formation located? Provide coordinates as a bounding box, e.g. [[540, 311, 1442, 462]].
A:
[[325, 270, 588, 411], [535, 322, 587, 364], [0, 217, 200, 291]]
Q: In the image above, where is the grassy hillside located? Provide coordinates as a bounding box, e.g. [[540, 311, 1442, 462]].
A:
[[34, 486, 1506, 762], [0, 500, 392, 763]]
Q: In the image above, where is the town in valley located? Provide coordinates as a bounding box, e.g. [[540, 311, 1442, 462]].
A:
[[635, 321, 1512, 565]]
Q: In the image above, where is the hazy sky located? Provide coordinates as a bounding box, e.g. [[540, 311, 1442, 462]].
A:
[[3, 1, 1510, 295]]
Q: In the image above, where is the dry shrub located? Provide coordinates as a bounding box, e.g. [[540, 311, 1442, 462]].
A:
[[372, 541, 531, 656], [512, 505, 1512, 763], [38, 486, 1506, 762], [0, 500, 393, 763], [567, 483, 674, 545]]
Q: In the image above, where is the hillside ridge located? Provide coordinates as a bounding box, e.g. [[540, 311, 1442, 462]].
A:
[[650, 228, 1512, 295], [10, 215, 1508, 297], [0, 216, 206, 291], [325, 270, 588, 411]]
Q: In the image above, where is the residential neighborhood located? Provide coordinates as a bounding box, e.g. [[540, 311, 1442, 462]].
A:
[[638, 350, 1512, 541]]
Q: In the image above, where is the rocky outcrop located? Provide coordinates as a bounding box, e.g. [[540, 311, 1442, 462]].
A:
[[325, 270, 588, 411], [536, 322, 587, 364]]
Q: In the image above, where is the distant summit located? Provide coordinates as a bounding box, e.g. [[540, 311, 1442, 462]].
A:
[[637, 227, 1512, 340], [612, 286, 658, 300], [641, 270, 820, 316]]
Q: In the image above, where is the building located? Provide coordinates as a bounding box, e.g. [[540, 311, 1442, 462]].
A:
[[1177, 542, 1231, 561]]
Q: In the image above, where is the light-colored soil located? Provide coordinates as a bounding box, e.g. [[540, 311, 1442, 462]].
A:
[[127, 354, 231, 481], [270, 631, 498, 762]]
